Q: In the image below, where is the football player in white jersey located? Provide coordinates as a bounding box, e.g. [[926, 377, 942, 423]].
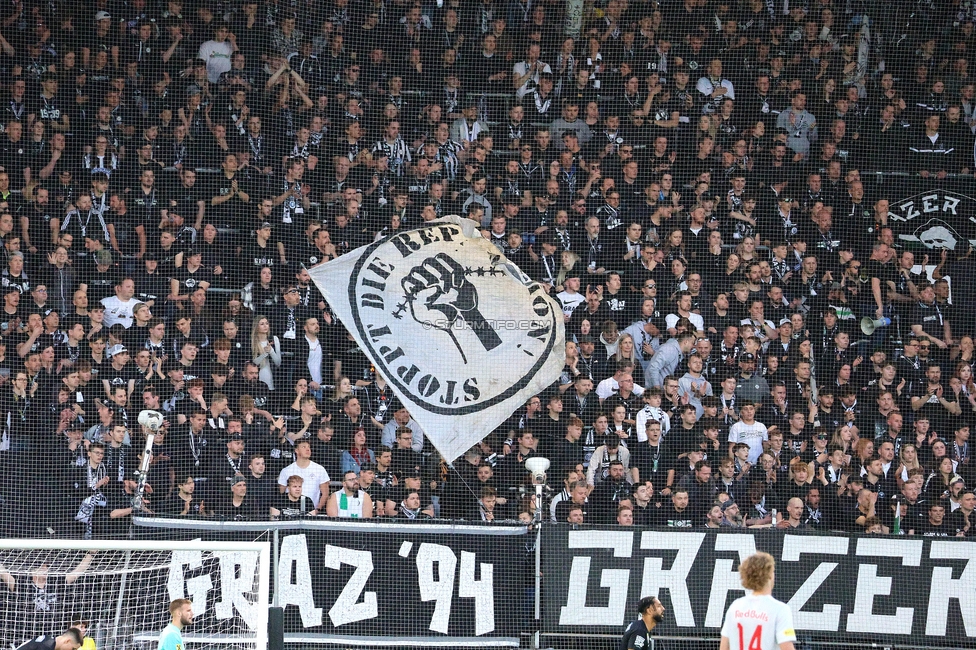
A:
[[720, 551, 797, 650]]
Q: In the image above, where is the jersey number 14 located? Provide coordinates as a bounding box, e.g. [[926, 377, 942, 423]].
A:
[[737, 623, 762, 650]]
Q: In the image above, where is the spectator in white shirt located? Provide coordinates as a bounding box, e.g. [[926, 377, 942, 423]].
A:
[[513, 43, 552, 98], [277, 439, 331, 511], [101, 277, 139, 328], [696, 58, 734, 114]]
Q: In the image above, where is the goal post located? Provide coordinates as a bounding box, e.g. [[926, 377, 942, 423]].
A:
[[0, 539, 271, 650]]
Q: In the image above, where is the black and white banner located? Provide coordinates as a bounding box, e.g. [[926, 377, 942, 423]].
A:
[[308, 216, 565, 463], [543, 527, 976, 646], [888, 189, 976, 251], [139, 520, 528, 645]]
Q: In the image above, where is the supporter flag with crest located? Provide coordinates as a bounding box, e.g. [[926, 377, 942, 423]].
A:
[[309, 216, 565, 463]]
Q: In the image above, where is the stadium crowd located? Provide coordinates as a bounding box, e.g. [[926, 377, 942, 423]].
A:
[[0, 0, 973, 540]]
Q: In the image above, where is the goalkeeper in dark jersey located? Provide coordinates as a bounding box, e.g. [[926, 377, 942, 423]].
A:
[[15, 628, 82, 650], [619, 596, 667, 650]]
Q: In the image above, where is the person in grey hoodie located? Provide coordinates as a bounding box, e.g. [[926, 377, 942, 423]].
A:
[[644, 331, 696, 388]]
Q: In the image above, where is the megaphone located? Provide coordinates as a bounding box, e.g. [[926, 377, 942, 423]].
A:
[[861, 317, 892, 336], [138, 409, 164, 432], [525, 457, 550, 483]]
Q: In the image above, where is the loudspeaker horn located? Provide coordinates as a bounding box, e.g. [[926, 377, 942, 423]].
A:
[[861, 317, 892, 336]]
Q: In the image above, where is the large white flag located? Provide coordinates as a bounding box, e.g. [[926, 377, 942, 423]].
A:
[[309, 216, 566, 463]]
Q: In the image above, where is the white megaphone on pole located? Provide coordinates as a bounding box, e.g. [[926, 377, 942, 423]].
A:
[[133, 410, 165, 512], [525, 457, 550, 524], [861, 317, 892, 335]]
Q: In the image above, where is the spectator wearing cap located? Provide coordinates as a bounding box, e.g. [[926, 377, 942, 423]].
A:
[[760, 193, 801, 249], [589, 460, 631, 525], [734, 353, 770, 407], [574, 333, 608, 384], [766, 318, 794, 363], [271, 282, 306, 384], [728, 400, 768, 464], [505, 230, 531, 270], [100, 344, 136, 400], [947, 475, 967, 512], [209, 432, 249, 490], [556, 271, 584, 320], [718, 497, 744, 527], [241, 222, 279, 283], [216, 474, 263, 519], [704, 502, 725, 528]]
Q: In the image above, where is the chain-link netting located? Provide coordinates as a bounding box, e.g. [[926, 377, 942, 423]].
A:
[[0, 0, 975, 648]]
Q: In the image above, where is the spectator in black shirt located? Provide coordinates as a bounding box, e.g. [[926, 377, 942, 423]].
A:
[[216, 474, 263, 519], [209, 154, 252, 229], [919, 499, 953, 536]]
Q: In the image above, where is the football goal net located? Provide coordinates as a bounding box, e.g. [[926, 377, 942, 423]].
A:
[[0, 539, 271, 650]]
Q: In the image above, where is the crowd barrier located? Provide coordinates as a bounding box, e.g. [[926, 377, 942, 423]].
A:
[[133, 518, 976, 649]]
